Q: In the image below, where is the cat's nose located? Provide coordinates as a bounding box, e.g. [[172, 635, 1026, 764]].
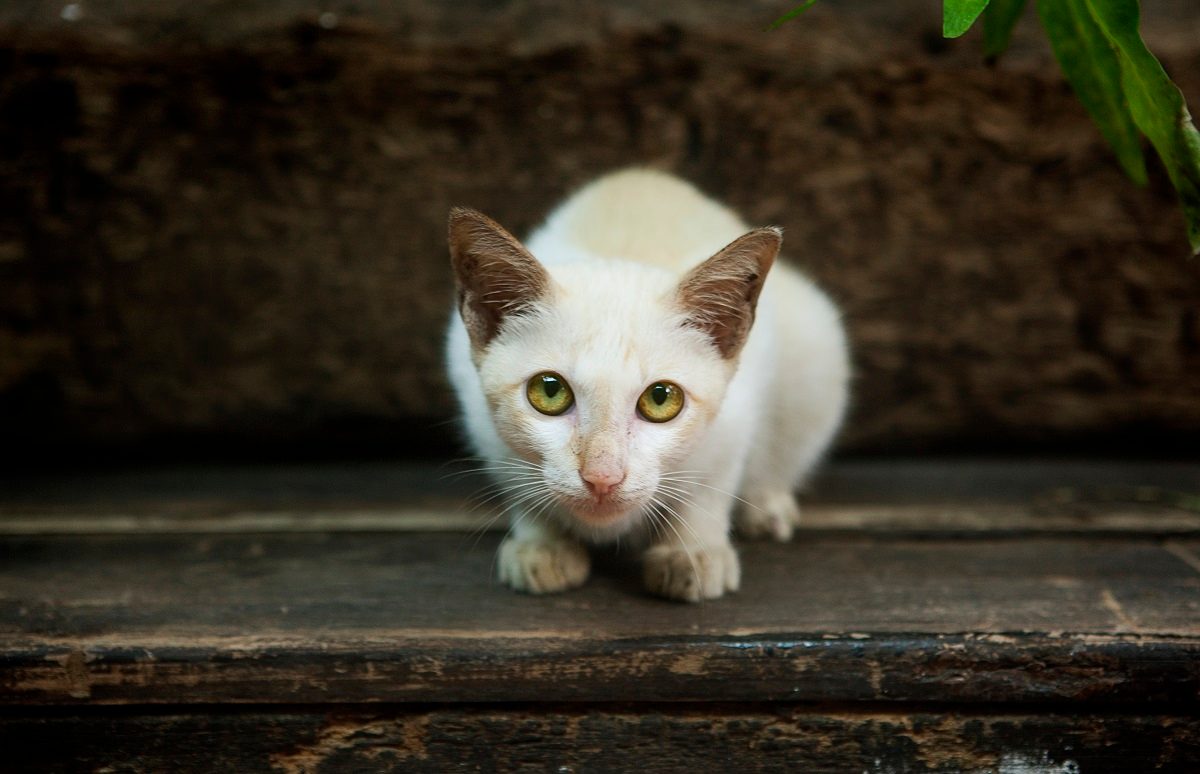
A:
[[580, 469, 625, 498]]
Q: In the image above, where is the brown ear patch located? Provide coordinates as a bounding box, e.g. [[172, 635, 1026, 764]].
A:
[[676, 227, 781, 358], [448, 207, 550, 348]]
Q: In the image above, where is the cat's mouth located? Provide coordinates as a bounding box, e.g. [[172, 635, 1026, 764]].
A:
[[561, 493, 639, 525]]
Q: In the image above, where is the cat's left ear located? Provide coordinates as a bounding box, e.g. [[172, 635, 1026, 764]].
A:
[[448, 207, 551, 349], [676, 227, 781, 359]]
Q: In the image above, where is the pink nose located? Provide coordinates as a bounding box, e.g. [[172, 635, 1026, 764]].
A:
[[580, 469, 625, 498]]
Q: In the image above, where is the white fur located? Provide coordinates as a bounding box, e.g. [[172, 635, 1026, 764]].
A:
[[446, 169, 849, 601]]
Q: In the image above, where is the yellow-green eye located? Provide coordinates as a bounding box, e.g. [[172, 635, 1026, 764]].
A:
[[527, 372, 574, 416], [637, 381, 684, 423]]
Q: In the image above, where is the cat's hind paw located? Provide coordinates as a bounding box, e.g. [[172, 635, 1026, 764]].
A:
[[734, 491, 800, 542], [497, 534, 590, 594], [643, 542, 740, 602]]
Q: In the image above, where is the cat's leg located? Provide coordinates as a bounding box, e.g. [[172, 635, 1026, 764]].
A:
[[643, 474, 741, 602], [733, 441, 814, 542], [497, 515, 590, 594], [732, 266, 849, 542], [734, 487, 801, 542], [735, 413, 841, 542]]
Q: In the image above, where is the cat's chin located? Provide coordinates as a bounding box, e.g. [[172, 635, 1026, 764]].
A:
[[562, 497, 641, 528]]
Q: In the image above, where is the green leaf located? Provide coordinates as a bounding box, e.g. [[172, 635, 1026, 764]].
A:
[[1036, 0, 1147, 185], [982, 0, 1028, 58], [1085, 0, 1200, 255], [944, 0, 991, 38], [767, 0, 820, 31]]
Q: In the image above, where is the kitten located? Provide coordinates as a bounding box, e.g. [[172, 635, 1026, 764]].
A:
[[445, 169, 849, 602]]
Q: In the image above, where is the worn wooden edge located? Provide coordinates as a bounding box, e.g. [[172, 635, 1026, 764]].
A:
[[4, 460, 1198, 536], [2, 708, 1198, 774], [3, 631, 1197, 707], [3, 502, 1199, 537]]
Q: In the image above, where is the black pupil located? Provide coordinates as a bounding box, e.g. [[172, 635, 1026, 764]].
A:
[[542, 376, 561, 398], [651, 384, 669, 405]]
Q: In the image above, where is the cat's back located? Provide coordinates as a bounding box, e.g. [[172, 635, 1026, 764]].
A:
[[528, 168, 749, 272]]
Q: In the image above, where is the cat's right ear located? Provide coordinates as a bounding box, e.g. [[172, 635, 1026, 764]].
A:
[[448, 207, 551, 349]]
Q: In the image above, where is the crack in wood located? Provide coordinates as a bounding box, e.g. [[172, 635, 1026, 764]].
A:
[[1099, 589, 1139, 633], [1163, 541, 1200, 575]]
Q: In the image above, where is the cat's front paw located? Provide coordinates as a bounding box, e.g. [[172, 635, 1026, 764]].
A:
[[734, 491, 800, 542], [497, 535, 590, 594], [643, 542, 740, 602]]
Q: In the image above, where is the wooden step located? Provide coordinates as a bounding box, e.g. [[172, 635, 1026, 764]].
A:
[[2, 461, 1198, 771]]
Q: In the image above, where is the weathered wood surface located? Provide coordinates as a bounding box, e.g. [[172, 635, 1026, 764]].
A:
[[3, 460, 1199, 535], [2, 462, 1198, 769], [2, 531, 1197, 705], [2, 709, 1197, 773], [2, 1, 1199, 459]]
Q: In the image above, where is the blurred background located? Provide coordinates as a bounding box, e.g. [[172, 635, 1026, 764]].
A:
[[1, 0, 1198, 466]]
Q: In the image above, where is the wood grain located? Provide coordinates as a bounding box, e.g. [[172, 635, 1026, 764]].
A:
[[2, 531, 1197, 706], [2, 462, 1198, 768], [3, 709, 1198, 773]]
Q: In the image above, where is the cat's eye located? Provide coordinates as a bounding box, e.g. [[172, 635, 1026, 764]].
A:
[[637, 381, 685, 423], [526, 372, 575, 416]]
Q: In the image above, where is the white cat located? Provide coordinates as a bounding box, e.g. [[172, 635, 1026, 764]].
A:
[[445, 169, 849, 602]]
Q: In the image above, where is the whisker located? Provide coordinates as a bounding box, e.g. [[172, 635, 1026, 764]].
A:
[[462, 481, 546, 518], [464, 508, 511, 550], [523, 491, 562, 526], [645, 501, 669, 543], [456, 458, 551, 555], [650, 495, 702, 582], [658, 474, 764, 513], [445, 463, 542, 480], [656, 496, 712, 560], [462, 481, 546, 548]]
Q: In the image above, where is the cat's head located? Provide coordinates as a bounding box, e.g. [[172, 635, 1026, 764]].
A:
[[449, 208, 779, 541]]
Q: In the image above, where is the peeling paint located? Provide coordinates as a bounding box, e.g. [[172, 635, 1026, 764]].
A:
[[867, 660, 884, 695], [667, 653, 708, 676], [5, 629, 1197, 705], [269, 716, 430, 773], [995, 752, 1080, 774], [1, 708, 1195, 769], [44, 649, 91, 699]]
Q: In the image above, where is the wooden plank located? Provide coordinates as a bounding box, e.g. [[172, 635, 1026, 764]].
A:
[[2, 709, 1197, 773], [4, 632, 1198, 707], [2, 461, 1198, 535], [1165, 540, 1200, 575], [2, 533, 1197, 705], [3, 533, 1197, 638], [9, 460, 1199, 510], [5, 501, 1200, 536]]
